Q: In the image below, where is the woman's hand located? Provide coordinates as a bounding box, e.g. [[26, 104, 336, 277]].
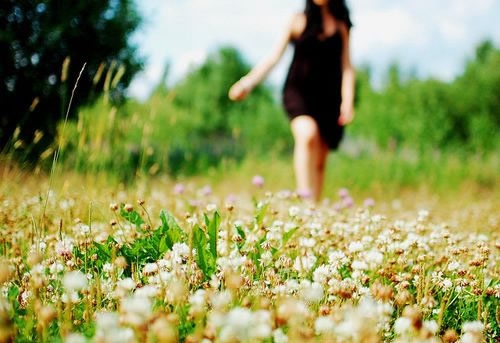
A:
[[338, 101, 355, 126], [228, 77, 253, 101]]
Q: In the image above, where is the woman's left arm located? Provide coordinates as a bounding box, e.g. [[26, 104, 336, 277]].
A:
[[338, 23, 356, 126]]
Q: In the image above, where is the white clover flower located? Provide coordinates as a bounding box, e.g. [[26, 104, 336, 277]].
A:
[[273, 328, 289, 343], [63, 270, 88, 292], [315, 316, 335, 335], [348, 241, 364, 253], [117, 277, 136, 291], [189, 289, 206, 308], [121, 294, 152, 326], [65, 332, 86, 343], [142, 263, 158, 275], [95, 311, 120, 332], [55, 238, 74, 257], [313, 264, 331, 284], [299, 281, 324, 303], [448, 261, 461, 271], [288, 206, 300, 217], [212, 290, 233, 310], [293, 253, 317, 274], [74, 223, 90, 236], [442, 278, 453, 291], [135, 285, 158, 298], [206, 203, 217, 212], [462, 320, 484, 334], [61, 291, 80, 304], [352, 260, 368, 271], [103, 263, 114, 273], [259, 251, 273, 266], [394, 317, 412, 334], [328, 250, 349, 269], [299, 237, 316, 248], [423, 320, 439, 335]]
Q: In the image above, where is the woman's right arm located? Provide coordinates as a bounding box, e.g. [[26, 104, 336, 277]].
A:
[[229, 14, 303, 101]]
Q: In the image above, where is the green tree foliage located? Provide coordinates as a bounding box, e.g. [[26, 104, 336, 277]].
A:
[[353, 40, 500, 153], [0, 0, 143, 157], [161, 46, 290, 175], [57, 46, 290, 177]]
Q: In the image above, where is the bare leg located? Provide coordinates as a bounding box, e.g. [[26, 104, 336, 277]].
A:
[[290, 115, 326, 201], [314, 139, 329, 200]]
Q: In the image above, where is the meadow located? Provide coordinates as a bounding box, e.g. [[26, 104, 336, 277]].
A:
[[0, 150, 498, 342]]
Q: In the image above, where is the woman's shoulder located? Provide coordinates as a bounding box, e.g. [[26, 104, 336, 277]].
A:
[[288, 12, 306, 40]]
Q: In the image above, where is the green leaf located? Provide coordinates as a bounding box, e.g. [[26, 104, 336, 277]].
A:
[[204, 211, 220, 258], [159, 210, 187, 248], [120, 205, 145, 229]]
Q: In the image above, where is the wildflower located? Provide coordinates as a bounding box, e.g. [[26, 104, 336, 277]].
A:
[[338, 188, 349, 198], [288, 206, 300, 217], [252, 175, 265, 188], [142, 263, 158, 276], [348, 241, 364, 253], [293, 253, 317, 274], [62, 270, 88, 292], [315, 316, 335, 335], [55, 238, 74, 258], [173, 183, 185, 195], [65, 333, 86, 343], [206, 203, 217, 212], [363, 198, 375, 208], [199, 185, 212, 196], [299, 281, 324, 303], [121, 294, 152, 327], [273, 328, 289, 343]]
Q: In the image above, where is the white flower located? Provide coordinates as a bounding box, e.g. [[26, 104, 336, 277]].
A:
[[142, 263, 158, 275], [63, 270, 88, 292], [117, 278, 136, 292], [442, 278, 453, 291], [348, 241, 364, 253], [394, 317, 412, 334], [315, 316, 335, 335], [288, 206, 300, 217], [299, 237, 316, 248], [55, 238, 74, 257], [300, 281, 324, 303], [313, 264, 331, 284], [95, 311, 120, 332], [352, 260, 368, 271], [462, 320, 484, 334], [423, 320, 439, 335], [211, 290, 233, 310], [189, 289, 206, 308], [206, 203, 217, 212], [121, 295, 152, 326], [65, 333, 86, 343], [448, 261, 461, 271], [293, 254, 317, 273], [273, 328, 288, 343]]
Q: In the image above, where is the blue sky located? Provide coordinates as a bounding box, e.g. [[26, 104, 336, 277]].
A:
[[129, 0, 500, 100]]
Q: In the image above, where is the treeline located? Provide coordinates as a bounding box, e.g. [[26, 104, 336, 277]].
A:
[[353, 40, 500, 153], [47, 41, 500, 177]]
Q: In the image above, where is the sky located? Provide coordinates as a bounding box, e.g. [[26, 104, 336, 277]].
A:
[[128, 0, 500, 100]]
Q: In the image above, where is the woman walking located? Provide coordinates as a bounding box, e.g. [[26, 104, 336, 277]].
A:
[[229, 0, 355, 201]]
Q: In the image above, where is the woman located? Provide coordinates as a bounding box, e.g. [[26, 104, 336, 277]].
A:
[[229, 0, 355, 201]]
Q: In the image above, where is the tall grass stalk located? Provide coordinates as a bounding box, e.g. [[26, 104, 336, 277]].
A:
[[41, 63, 87, 229]]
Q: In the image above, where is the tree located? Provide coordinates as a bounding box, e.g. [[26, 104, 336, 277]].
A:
[[0, 0, 143, 157]]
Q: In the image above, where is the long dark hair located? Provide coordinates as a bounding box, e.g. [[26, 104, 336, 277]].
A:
[[304, 0, 353, 37]]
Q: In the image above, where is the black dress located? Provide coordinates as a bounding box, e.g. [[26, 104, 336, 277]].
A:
[[283, 30, 344, 150]]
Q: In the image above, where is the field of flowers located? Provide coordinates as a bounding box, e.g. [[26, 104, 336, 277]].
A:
[[0, 171, 498, 342]]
